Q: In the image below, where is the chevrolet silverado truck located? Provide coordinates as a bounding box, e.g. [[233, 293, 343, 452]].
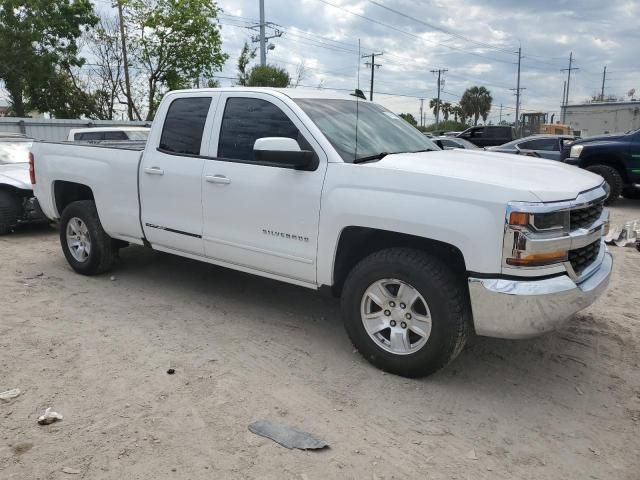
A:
[[31, 88, 612, 378], [563, 128, 640, 204]]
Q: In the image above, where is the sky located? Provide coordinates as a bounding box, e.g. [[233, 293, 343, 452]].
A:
[[3, 0, 639, 125], [212, 0, 640, 125]]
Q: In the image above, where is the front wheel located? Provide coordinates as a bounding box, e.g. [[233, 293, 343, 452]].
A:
[[586, 164, 623, 205], [60, 201, 115, 275], [341, 248, 470, 378]]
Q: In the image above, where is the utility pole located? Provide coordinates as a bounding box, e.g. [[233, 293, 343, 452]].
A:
[[430, 68, 447, 128], [600, 66, 607, 101], [117, 0, 133, 121], [561, 52, 579, 122], [250, 1, 283, 66], [499, 104, 503, 123], [513, 46, 522, 135], [362, 52, 383, 101], [420, 98, 424, 127], [259, 0, 266, 66]]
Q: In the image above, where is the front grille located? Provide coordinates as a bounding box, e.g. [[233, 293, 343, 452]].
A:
[[569, 240, 601, 276], [570, 202, 604, 230]]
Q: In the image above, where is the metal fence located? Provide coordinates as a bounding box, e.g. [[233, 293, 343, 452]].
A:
[[0, 117, 151, 142]]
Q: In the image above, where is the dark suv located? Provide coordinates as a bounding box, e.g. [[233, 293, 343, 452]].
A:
[[456, 125, 515, 148], [562, 129, 640, 204]]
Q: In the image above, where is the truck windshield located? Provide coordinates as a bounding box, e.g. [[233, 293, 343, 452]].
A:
[[0, 141, 32, 164], [295, 98, 439, 163]]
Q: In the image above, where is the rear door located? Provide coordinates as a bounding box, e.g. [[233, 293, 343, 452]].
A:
[[201, 93, 327, 285], [139, 94, 219, 255]]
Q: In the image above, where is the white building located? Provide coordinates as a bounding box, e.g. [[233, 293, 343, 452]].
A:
[[561, 101, 640, 137]]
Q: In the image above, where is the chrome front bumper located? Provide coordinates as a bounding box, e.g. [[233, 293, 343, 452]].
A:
[[468, 251, 612, 339]]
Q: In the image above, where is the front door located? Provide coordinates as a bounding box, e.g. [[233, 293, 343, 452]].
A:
[[201, 93, 327, 285], [140, 95, 218, 255]]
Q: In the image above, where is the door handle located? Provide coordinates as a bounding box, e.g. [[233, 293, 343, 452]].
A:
[[144, 167, 164, 175], [205, 174, 231, 185]]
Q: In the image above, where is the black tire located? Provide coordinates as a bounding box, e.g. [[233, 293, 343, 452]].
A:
[[341, 248, 470, 378], [0, 190, 23, 235], [622, 186, 640, 200], [59, 200, 115, 275], [586, 164, 623, 205]]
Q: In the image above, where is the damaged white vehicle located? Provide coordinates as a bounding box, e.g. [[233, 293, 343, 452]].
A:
[[0, 134, 45, 234]]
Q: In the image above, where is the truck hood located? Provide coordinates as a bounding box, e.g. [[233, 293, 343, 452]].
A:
[[575, 133, 627, 144], [0, 163, 32, 190], [371, 149, 603, 202]]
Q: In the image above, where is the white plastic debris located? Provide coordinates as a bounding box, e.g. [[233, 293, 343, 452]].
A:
[[37, 407, 63, 425], [605, 220, 640, 247], [0, 388, 20, 401]]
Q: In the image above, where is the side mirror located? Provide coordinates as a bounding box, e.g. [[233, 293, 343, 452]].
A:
[[253, 137, 317, 170]]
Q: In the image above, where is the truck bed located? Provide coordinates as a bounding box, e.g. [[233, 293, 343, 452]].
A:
[[32, 140, 145, 243]]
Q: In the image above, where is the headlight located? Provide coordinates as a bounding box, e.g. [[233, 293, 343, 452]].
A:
[[504, 205, 570, 268], [569, 144, 583, 158]]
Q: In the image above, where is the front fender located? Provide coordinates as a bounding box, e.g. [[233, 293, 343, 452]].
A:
[[316, 186, 507, 286]]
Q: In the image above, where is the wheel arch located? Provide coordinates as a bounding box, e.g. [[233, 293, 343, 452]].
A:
[[581, 154, 629, 183], [53, 180, 95, 217], [330, 226, 468, 296]]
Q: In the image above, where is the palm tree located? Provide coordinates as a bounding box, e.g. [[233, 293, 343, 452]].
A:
[[459, 86, 493, 126], [451, 104, 463, 123], [429, 98, 440, 119], [441, 102, 452, 121]]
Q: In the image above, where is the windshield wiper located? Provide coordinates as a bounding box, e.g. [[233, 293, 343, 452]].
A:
[[408, 148, 435, 153], [353, 152, 389, 164]]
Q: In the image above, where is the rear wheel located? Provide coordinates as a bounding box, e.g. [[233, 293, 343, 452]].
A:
[[341, 248, 470, 378], [0, 190, 22, 235], [60, 201, 115, 275], [586, 164, 623, 205]]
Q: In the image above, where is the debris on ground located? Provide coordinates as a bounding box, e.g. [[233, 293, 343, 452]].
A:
[[110, 276, 116, 281], [37, 407, 63, 425], [248, 420, 328, 450], [62, 467, 81, 474], [0, 388, 21, 401], [167, 368, 175, 375], [466, 448, 479, 460], [605, 220, 639, 247]]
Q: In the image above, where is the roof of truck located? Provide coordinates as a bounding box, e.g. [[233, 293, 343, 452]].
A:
[[169, 87, 361, 101]]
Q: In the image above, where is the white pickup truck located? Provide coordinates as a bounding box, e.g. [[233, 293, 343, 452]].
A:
[[32, 88, 612, 377]]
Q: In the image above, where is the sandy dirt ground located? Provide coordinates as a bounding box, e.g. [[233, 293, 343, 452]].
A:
[[1, 200, 639, 480]]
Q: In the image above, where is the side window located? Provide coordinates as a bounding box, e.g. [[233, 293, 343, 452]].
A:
[[472, 128, 484, 138], [103, 131, 128, 141], [217, 97, 303, 162], [440, 139, 457, 148], [520, 138, 558, 151], [159, 97, 212, 155]]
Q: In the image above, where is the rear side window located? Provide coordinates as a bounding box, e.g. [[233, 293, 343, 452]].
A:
[[159, 97, 212, 155], [519, 138, 558, 151], [217, 97, 301, 162], [486, 127, 509, 138], [471, 128, 484, 137], [77, 132, 104, 141]]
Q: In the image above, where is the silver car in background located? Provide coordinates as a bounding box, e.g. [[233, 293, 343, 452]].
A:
[[487, 134, 577, 160]]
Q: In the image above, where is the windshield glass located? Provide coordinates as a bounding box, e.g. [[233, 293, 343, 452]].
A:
[[295, 99, 439, 162], [127, 130, 149, 141], [0, 141, 33, 164]]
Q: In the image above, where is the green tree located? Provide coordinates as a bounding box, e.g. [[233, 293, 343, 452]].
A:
[[459, 86, 493, 126], [441, 102, 452, 121], [246, 64, 290, 87], [123, 0, 228, 120], [237, 41, 256, 86], [398, 113, 417, 126], [429, 97, 440, 119], [28, 70, 99, 118], [0, 0, 98, 117]]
